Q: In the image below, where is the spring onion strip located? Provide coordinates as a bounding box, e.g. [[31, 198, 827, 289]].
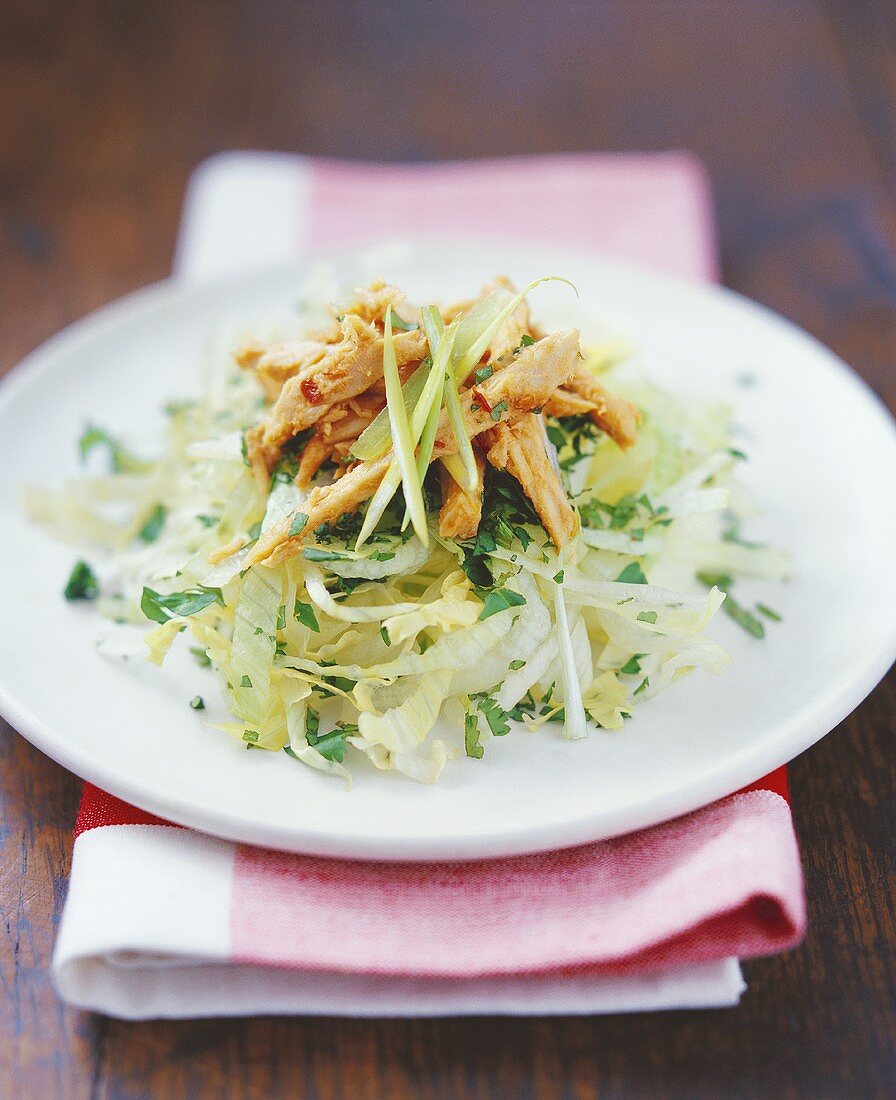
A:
[[451, 288, 513, 362], [382, 308, 428, 546], [440, 452, 471, 489], [351, 362, 430, 462], [452, 275, 578, 384], [423, 307, 479, 493], [357, 309, 455, 549], [401, 313, 457, 530], [553, 578, 588, 740]]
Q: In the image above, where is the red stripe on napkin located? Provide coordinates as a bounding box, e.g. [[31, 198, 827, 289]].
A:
[[305, 154, 719, 282], [228, 789, 802, 977]]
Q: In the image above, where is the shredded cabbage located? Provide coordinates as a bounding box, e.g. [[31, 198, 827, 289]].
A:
[[28, 276, 787, 785]]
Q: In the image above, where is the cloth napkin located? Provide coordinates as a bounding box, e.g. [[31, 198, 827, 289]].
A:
[[53, 153, 805, 1019]]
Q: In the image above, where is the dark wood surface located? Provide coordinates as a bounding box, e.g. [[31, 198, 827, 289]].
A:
[[1, 1, 894, 1096]]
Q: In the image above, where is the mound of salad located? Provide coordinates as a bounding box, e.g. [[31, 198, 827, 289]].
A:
[[28, 275, 788, 783]]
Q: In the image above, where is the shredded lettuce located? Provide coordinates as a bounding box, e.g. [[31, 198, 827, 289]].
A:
[[28, 277, 786, 786]]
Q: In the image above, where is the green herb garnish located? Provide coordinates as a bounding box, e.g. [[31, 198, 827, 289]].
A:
[[78, 424, 150, 473], [302, 547, 348, 562], [289, 512, 309, 538], [616, 562, 648, 585], [478, 587, 527, 620], [138, 503, 166, 543], [190, 646, 212, 667], [64, 560, 99, 601], [294, 600, 320, 632], [464, 713, 483, 759], [697, 572, 766, 639], [619, 654, 644, 675], [140, 585, 224, 624]]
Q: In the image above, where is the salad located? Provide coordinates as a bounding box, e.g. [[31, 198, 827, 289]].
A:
[[28, 275, 788, 783]]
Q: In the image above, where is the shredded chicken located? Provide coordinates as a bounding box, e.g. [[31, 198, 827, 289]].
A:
[[234, 270, 643, 567], [432, 329, 582, 457], [248, 329, 582, 566], [236, 339, 331, 402], [545, 370, 641, 449], [246, 317, 427, 485], [329, 281, 411, 327], [484, 415, 578, 548], [295, 405, 379, 488], [439, 452, 485, 540]]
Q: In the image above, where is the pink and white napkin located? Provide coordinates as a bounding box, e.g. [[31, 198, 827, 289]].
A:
[[53, 153, 805, 1019]]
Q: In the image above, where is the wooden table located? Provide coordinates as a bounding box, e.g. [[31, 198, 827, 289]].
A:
[[1, 1, 894, 1096]]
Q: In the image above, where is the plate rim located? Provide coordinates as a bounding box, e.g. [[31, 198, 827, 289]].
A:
[[1, 243, 895, 861]]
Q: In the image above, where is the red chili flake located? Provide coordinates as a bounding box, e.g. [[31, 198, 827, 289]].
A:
[[300, 378, 323, 405], [471, 387, 492, 413]]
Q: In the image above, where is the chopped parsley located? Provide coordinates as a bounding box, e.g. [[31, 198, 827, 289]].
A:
[[619, 654, 645, 675], [78, 424, 150, 473], [580, 492, 667, 533], [721, 514, 765, 548], [189, 695, 205, 710], [474, 692, 511, 737], [312, 663, 357, 697], [458, 469, 543, 586], [478, 587, 527, 620], [697, 572, 768, 639], [547, 415, 602, 472], [138, 503, 166, 543], [490, 400, 509, 422], [464, 713, 483, 759], [64, 560, 99, 601], [636, 611, 657, 624], [294, 599, 320, 632], [289, 512, 309, 538], [633, 677, 649, 696], [509, 659, 525, 671], [380, 625, 391, 646], [474, 364, 494, 384], [305, 715, 351, 762], [616, 562, 648, 585], [239, 675, 253, 688], [553, 569, 565, 584], [190, 646, 212, 667], [302, 547, 348, 562], [334, 575, 366, 596], [140, 585, 224, 624]]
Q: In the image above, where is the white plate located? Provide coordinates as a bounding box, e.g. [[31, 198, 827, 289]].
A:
[[1, 241, 894, 860]]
